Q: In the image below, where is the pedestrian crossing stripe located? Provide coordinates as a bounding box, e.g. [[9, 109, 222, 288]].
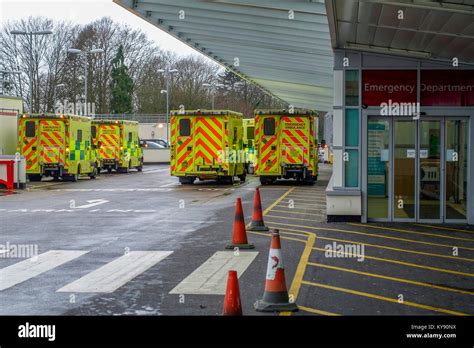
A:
[[0, 250, 89, 291], [57, 251, 173, 293], [169, 251, 258, 295]]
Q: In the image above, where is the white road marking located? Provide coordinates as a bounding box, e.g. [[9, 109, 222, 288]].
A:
[[159, 182, 180, 187], [0, 209, 159, 214], [74, 199, 109, 209], [169, 251, 258, 295], [57, 251, 173, 293], [52, 188, 173, 192], [0, 250, 89, 291], [143, 168, 169, 174]]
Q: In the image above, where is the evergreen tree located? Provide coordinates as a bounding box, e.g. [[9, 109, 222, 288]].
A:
[[110, 45, 133, 113]]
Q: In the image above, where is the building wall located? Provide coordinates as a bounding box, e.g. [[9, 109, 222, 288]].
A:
[[328, 50, 474, 224], [0, 96, 23, 155], [139, 123, 169, 141]]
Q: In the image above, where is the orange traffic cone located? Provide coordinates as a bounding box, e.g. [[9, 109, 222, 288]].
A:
[[226, 197, 255, 249], [223, 270, 242, 316], [247, 187, 269, 232], [254, 229, 298, 312]]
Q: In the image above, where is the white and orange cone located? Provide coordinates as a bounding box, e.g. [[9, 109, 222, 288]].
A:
[[254, 229, 298, 312]]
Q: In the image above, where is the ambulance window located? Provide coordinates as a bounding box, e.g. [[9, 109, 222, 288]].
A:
[[233, 127, 237, 142], [180, 119, 191, 136], [77, 129, 82, 142], [247, 126, 254, 140], [263, 118, 275, 136], [129, 132, 133, 142], [25, 121, 36, 137], [91, 126, 97, 139]]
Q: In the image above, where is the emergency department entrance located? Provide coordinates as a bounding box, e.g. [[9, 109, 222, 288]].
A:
[[365, 116, 469, 223]]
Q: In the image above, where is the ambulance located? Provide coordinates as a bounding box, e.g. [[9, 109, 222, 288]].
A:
[[242, 118, 256, 174], [18, 113, 99, 181], [254, 109, 318, 184], [91, 120, 143, 173], [170, 109, 246, 184]]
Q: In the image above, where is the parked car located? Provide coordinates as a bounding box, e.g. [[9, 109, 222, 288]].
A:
[[142, 138, 169, 148], [141, 140, 166, 149]]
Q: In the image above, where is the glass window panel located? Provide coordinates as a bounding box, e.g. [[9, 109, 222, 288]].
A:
[[263, 118, 275, 136], [367, 119, 389, 219], [345, 109, 359, 146], [345, 149, 358, 187], [179, 119, 191, 136], [394, 120, 416, 219], [25, 121, 36, 137], [345, 70, 359, 106], [419, 120, 441, 220]]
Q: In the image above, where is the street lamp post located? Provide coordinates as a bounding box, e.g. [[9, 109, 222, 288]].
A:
[[10, 30, 53, 113], [68, 48, 104, 115], [158, 68, 178, 145]]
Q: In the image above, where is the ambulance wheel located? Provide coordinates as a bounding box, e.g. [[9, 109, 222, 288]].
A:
[[28, 174, 42, 182], [179, 176, 195, 184], [238, 173, 246, 182], [304, 175, 315, 185], [71, 169, 79, 182], [259, 177, 272, 185], [107, 168, 112, 174], [89, 166, 98, 179], [219, 176, 234, 185]]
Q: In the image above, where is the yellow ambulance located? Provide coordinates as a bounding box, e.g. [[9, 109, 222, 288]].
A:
[[242, 118, 256, 174], [18, 113, 99, 181], [92, 120, 143, 173], [254, 109, 318, 184], [170, 109, 246, 184]]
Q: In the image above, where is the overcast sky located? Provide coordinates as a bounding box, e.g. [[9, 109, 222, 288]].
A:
[[0, 0, 201, 57]]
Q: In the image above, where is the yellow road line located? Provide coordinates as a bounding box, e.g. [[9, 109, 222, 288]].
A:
[[312, 247, 474, 277], [298, 305, 340, 316], [349, 223, 474, 243], [268, 221, 474, 251], [247, 231, 307, 243], [27, 182, 64, 190], [280, 233, 316, 317], [270, 209, 325, 217], [292, 190, 326, 195], [289, 202, 327, 207], [414, 224, 474, 235], [315, 235, 474, 263], [308, 262, 474, 296], [263, 187, 295, 215], [301, 280, 468, 316], [285, 197, 326, 203], [266, 214, 323, 223], [276, 204, 326, 212], [288, 193, 327, 198]]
